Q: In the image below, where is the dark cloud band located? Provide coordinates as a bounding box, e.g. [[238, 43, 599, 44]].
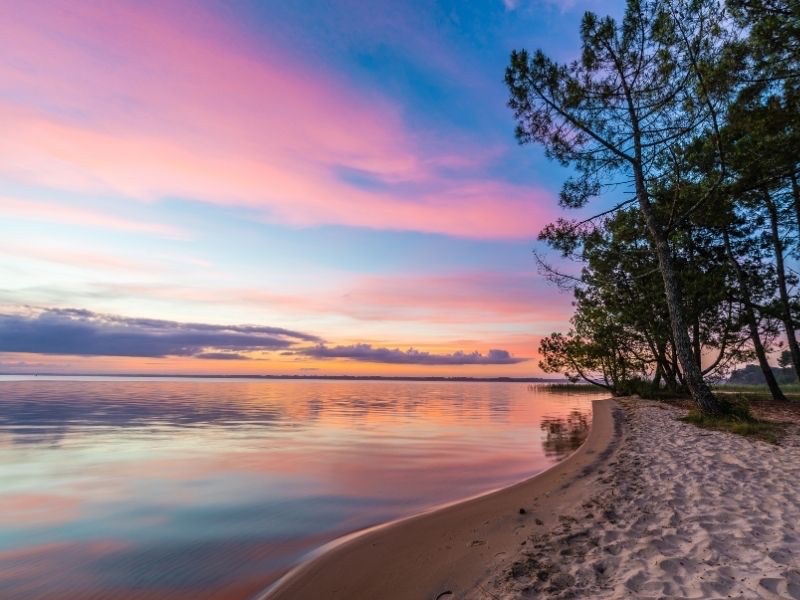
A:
[[299, 344, 527, 365], [0, 308, 526, 366], [0, 308, 320, 359]]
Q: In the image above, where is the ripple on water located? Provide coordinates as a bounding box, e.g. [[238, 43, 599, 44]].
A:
[[0, 377, 605, 599]]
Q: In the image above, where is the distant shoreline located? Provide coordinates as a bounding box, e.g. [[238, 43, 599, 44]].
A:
[[0, 373, 567, 383]]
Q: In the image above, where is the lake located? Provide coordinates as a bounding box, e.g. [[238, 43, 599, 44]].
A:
[[0, 377, 606, 599]]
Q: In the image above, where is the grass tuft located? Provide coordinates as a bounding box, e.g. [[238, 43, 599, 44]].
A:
[[713, 383, 800, 400], [680, 397, 781, 443], [540, 383, 606, 393]]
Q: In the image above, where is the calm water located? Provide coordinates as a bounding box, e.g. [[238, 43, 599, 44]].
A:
[[0, 377, 606, 599]]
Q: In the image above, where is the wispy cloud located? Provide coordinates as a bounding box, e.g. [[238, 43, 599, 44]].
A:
[[0, 241, 163, 274], [25, 271, 570, 325], [299, 344, 527, 365], [0, 196, 186, 239], [0, 1, 556, 240], [334, 271, 572, 323], [502, 0, 598, 13], [0, 308, 320, 359]]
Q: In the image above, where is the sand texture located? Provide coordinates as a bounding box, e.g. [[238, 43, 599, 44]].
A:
[[474, 399, 800, 599]]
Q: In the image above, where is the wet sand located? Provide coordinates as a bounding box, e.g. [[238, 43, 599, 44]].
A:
[[262, 398, 621, 600]]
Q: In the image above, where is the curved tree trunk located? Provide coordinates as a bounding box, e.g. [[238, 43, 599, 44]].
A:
[[790, 170, 800, 249], [666, 334, 683, 390], [764, 188, 800, 382], [688, 234, 703, 371], [638, 192, 721, 413], [619, 56, 720, 413], [723, 229, 788, 402]]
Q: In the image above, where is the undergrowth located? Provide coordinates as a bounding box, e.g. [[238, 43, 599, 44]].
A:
[[540, 383, 606, 393], [680, 396, 781, 443], [714, 383, 800, 395]]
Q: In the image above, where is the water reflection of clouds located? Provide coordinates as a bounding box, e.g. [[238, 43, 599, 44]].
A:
[[0, 382, 288, 446], [0, 493, 81, 527], [0, 380, 603, 600], [0, 536, 303, 600]]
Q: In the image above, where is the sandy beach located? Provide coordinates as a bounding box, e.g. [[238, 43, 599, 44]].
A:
[[475, 399, 800, 599], [264, 397, 800, 600]]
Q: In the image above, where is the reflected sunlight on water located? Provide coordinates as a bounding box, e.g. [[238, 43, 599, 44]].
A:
[[0, 377, 607, 599]]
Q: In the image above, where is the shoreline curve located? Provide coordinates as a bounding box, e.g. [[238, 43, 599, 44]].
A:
[[257, 397, 620, 600]]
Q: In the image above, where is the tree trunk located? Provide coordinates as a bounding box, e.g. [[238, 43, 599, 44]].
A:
[[667, 335, 683, 389], [663, 359, 679, 392], [637, 193, 721, 413], [723, 229, 788, 402], [692, 317, 702, 371], [688, 234, 703, 371], [764, 188, 800, 381], [616, 52, 719, 412], [790, 170, 800, 247], [652, 345, 664, 389]]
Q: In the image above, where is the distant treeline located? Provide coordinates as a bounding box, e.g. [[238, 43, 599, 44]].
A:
[[728, 365, 796, 385], [727, 349, 798, 385], [506, 0, 800, 412]]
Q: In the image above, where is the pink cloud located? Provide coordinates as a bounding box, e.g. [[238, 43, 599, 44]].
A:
[[0, 196, 186, 239], [0, 1, 557, 239], [334, 271, 573, 323], [0, 241, 165, 274], [66, 270, 573, 326]]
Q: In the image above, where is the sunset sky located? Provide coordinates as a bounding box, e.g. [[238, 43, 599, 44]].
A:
[[0, 0, 622, 376]]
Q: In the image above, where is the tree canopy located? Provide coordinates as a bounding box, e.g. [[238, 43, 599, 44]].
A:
[[508, 0, 800, 409]]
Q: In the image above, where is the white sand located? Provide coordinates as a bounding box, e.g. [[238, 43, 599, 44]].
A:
[[473, 400, 800, 599]]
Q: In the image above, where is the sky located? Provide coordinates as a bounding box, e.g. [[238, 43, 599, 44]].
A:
[[0, 0, 624, 377]]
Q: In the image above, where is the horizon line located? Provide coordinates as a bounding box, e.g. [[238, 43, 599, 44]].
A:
[[0, 372, 567, 383]]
